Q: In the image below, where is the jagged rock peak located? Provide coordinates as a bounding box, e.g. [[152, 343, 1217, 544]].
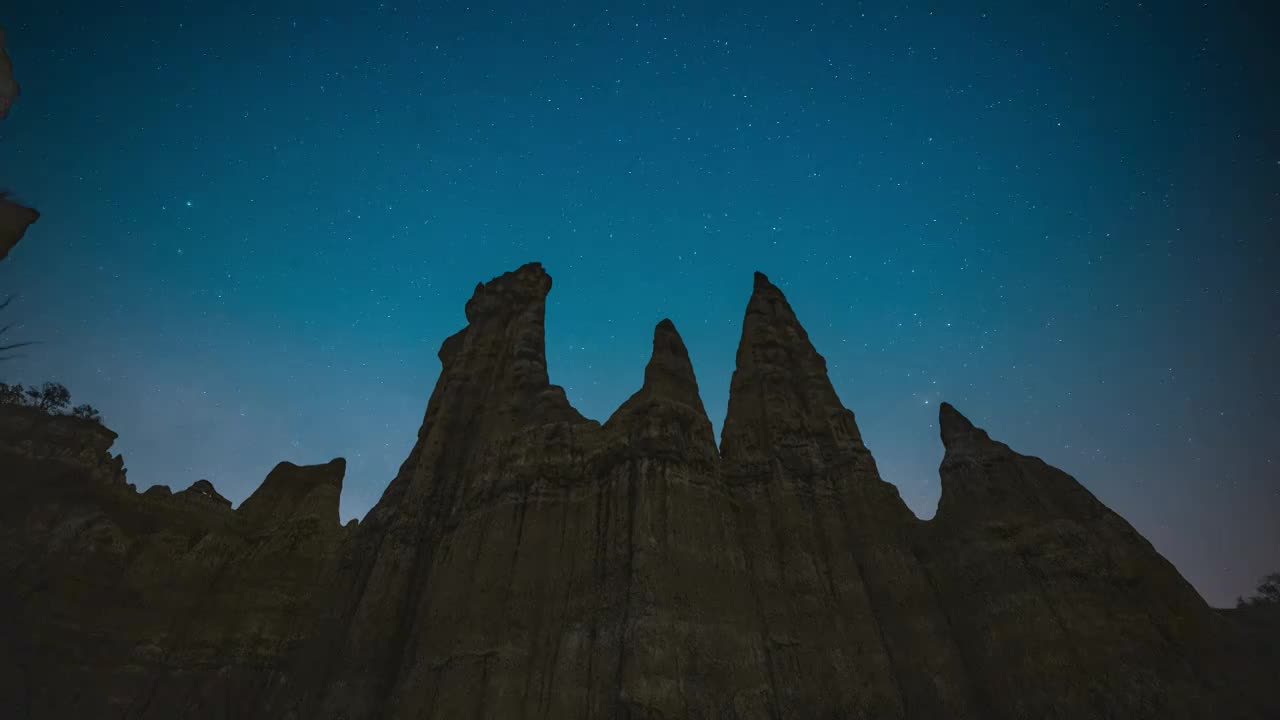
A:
[[641, 318, 707, 415], [939, 402, 995, 456], [605, 318, 717, 461], [721, 269, 866, 467], [934, 403, 1102, 525], [1, 264, 1274, 720], [175, 478, 232, 510], [452, 262, 561, 399], [238, 458, 346, 527], [463, 261, 551, 323], [736, 270, 814, 366], [142, 484, 172, 499], [396, 262, 583, 476], [189, 479, 221, 496]]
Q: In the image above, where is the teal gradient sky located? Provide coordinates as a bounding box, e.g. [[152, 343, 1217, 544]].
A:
[[0, 1, 1275, 606]]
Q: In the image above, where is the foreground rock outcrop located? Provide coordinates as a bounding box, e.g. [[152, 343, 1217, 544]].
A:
[[1, 24, 38, 261], [0, 406, 349, 717], [0, 263, 1275, 719], [0, 25, 19, 121], [0, 192, 38, 262]]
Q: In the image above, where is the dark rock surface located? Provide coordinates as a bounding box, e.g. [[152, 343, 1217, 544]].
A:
[[0, 263, 1274, 719], [0, 25, 36, 261], [0, 25, 19, 120], [0, 405, 348, 719], [0, 194, 38, 262]]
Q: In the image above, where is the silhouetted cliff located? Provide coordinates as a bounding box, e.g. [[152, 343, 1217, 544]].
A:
[[0, 263, 1274, 719]]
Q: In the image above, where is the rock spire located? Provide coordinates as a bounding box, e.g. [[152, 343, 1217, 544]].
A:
[[0, 264, 1272, 719]]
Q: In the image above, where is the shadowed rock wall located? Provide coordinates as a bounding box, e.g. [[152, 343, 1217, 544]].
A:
[[1, 263, 1274, 719]]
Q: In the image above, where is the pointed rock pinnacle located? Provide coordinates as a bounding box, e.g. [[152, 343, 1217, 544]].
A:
[[721, 271, 866, 469], [939, 402, 991, 456], [640, 318, 708, 416], [605, 319, 717, 460]]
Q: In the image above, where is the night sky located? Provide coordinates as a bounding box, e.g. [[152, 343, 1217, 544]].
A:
[[1, 2, 1276, 607]]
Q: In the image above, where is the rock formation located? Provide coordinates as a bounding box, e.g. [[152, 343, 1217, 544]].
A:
[[0, 25, 19, 121], [0, 405, 349, 718], [0, 24, 38, 262], [0, 263, 1275, 719], [0, 192, 38, 263]]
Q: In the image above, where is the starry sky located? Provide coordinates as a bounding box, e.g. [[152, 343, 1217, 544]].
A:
[[1, 1, 1276, 607]]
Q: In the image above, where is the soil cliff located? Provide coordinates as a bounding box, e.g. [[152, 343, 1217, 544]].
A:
[[0, 263, 1274, 719]]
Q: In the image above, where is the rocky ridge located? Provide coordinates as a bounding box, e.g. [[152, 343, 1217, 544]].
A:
[[0, 263, 1274, 719]]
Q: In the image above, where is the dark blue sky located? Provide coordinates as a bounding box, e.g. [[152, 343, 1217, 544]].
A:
[[1, 1, 1275, 606]]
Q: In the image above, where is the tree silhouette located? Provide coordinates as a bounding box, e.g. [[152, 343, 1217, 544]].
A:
[[25, 382, 70, 412], [1237, 572, 1280, 608], [70, 403, 102, 422], [0, 381, 104, 424]]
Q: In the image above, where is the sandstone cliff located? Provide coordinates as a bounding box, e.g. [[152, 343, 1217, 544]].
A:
[[0, 405, 349, 718], [0, 263, 1274, 719]]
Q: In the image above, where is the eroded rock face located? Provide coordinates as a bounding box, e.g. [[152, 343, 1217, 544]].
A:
[[922, 403, 1231, 719], [1, 264, 1275, 719], [719, 272, 977, 718], [0, 405, 349, 719]]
